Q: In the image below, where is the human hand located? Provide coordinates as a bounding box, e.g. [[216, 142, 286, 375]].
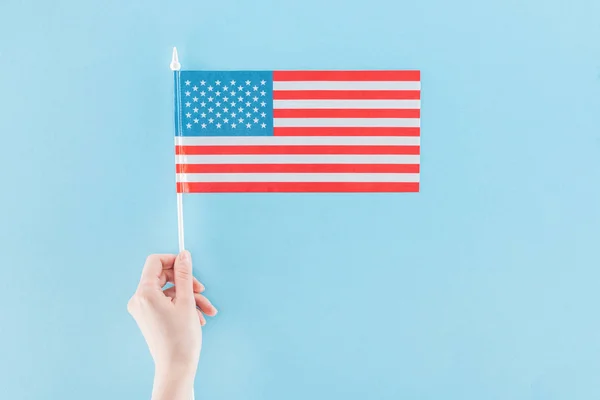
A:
[[127, 251, 217, 400]]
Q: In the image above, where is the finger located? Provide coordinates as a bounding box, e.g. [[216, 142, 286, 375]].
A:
[[163, 287, 217, 316], [197, 309, 207, 326], [195, 293, 218, 317], [174, 251, 195, 304], [159, 270, 205, 292], [139, 254, 177, 290]]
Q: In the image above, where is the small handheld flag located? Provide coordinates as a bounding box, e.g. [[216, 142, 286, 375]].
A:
[[173, 55, 421, 193]]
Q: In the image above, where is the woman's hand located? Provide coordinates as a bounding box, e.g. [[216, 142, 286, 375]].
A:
[[127, 251, 217, 400]]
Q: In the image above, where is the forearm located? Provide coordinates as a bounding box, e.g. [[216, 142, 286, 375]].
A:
[[152, 365, 196, 400]]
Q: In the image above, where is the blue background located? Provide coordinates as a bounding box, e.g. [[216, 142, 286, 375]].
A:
[[1, 0, 599, 399]]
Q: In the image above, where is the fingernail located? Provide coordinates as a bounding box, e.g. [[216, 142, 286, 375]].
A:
[[180, 250, 190, 261]]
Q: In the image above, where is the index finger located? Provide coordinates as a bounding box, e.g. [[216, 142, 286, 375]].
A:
[[158, 269, 205, 292], [138, 254, 177, 290]]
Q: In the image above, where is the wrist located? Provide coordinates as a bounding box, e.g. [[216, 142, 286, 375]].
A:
[[152, 363, 196, 400]]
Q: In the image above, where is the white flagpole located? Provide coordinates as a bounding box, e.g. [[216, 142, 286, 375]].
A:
[[170, 47, 185, 253], [170, 47, 194, 400]]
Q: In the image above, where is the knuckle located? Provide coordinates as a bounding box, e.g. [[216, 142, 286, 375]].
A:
[[176, 268, 192, 280], [127, 296, 137, 314], [145, 254, 159, 265], [132, 288, 156, 307]]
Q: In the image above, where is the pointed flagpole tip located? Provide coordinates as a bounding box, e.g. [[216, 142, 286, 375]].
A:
[[170, 47, 181, 71]]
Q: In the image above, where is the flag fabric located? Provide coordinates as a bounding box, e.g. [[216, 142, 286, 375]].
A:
[[174, 70, 421, 193]]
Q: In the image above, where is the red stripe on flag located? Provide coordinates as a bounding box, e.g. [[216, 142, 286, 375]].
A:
[[176, 145, 420, 155], [273, 70, 420, 81], [273, 109, 421, 118], [274, 127, 421, 137], [177, 182, 420, 193], [176, 163, 420, 173], [273, 90, 420, 100]]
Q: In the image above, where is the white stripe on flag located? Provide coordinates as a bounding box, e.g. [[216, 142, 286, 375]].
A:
[[176, 155, 420, 164], [273, 81, 421, 91], [176, 173, 420, 183], [175, 136, 421, 146], [273, 118, 420, 128], [273, 99, 421, 109]]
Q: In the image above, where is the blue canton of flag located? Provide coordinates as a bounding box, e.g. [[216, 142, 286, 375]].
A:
[[179, 71, 273, 137]]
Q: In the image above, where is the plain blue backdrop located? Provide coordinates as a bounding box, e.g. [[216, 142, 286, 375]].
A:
[[1, 0, 599, 399]]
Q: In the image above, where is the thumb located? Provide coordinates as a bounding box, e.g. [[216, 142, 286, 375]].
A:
[[174, 250, 195, 305]]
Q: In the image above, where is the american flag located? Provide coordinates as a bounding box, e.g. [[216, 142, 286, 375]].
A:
[[174, 70, 421, 193]]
